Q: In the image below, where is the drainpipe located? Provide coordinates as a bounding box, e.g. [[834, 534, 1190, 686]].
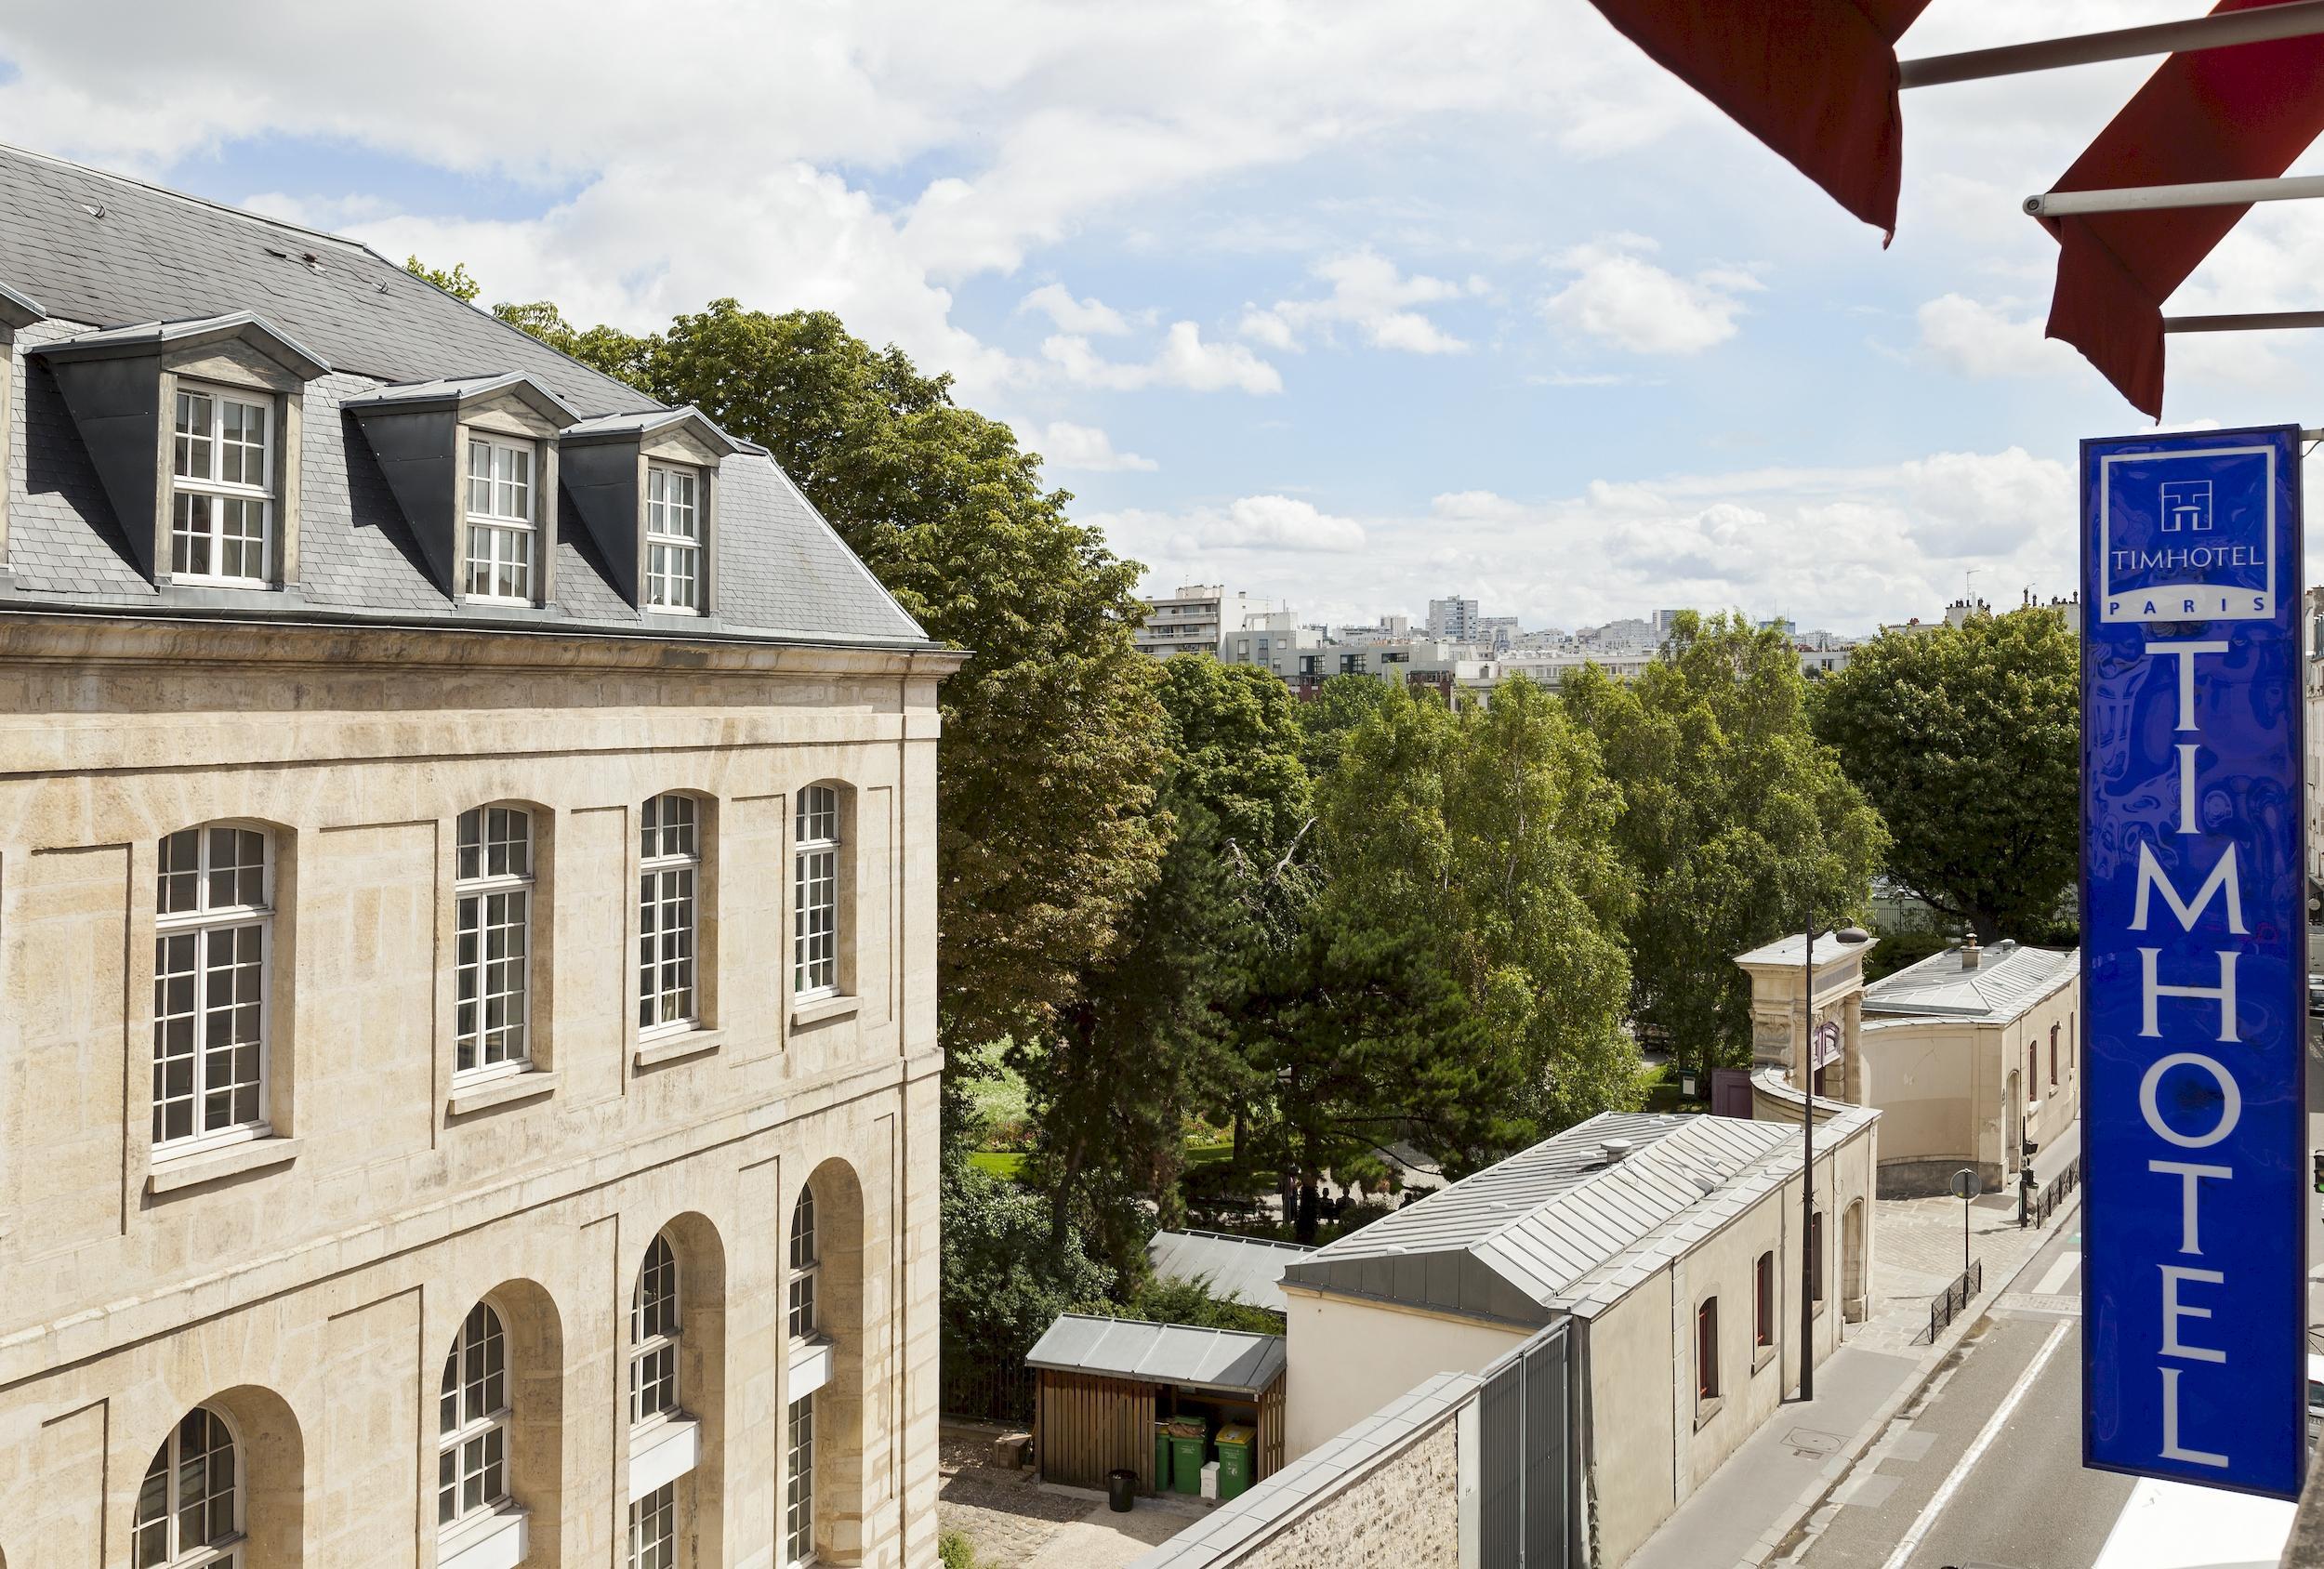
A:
[[1575, 1314, 1601, 1568]]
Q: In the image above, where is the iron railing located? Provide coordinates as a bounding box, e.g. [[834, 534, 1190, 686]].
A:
[[941, 1354, 1037, 1425], [2019, 1153, 2086, 1230], [1925, 1259, 1984, 1344]]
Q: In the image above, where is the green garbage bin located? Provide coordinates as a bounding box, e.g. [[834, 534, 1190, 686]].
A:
[[1167, 1415, 1208, 1496], [1214, 1423, 1254, 1500], [1154, 1422, 1172, 1494]]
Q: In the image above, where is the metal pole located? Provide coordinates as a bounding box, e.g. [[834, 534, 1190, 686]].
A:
[[1801, 915, 1816, 1403], [2026, 172, 2324, 218], [1900, 0, 2324, 88], [1963, 1189, 1972, 1281], [2165, 310, 2324, 334]]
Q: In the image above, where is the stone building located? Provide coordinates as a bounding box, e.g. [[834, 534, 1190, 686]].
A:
[[0, 144, 957, 1567], [1735, 931, 2080, 1196], [1272, 1107, 1878, 1569]]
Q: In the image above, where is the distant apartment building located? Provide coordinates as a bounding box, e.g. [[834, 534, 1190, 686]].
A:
[[1136, 583, 1228, 656], [1425, 595, 1480, 641], [0, 147, 948, 1568], [1221, 607, 1323, 679], [1500, 650, 1658, 690], [1476, 613, 1522, 653]]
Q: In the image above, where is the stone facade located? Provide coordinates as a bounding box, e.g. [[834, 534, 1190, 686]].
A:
[[1229, 1421, 1460, 1569], [0, 613, 958, 1567]]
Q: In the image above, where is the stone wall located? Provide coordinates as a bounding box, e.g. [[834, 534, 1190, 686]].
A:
[[1233, 1420, 1462, 1569], [0, 614, 953, 1567]]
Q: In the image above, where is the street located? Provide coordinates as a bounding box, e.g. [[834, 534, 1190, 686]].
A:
[[1787, 1220, 2140, 1569]]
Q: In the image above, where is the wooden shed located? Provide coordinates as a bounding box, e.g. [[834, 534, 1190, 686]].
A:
[[1023, 1314, 1287, 1494]]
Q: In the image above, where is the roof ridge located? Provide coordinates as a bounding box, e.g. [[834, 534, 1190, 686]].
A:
[[0, 139, 365, 253]]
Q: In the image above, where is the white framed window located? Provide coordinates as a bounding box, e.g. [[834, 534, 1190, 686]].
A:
[[793, 785, 839, 998], [438, 1302, 511, 1531], [465, 436, 536, 603], [456, 806, 533, 1077], [786, 1394, 815, 1569], [644, 465, 702, 613], [153, 824, 271, 1153], [133, 1406, 242, 1568], [170, 386, 273, 585], [630, 1232, 681, 1428], [638, 795, 699, 1033], [629, 1480, 677, 1569], [787, 1185, 819, 1342]]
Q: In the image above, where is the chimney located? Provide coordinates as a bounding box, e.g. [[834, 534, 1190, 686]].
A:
[[1600, 1139, 1634, 1166], [1961, 936, 1983, 970]]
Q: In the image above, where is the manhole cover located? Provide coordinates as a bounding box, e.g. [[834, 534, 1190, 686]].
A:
[[1785, 1427, 1844, 1457]]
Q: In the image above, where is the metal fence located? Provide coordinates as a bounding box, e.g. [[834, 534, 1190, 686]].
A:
[[941, 1353, 1038, 1426], [1477, 1318, 1576, 1568], [2020, 1153, 2085, 1230], [1924, 1258, 1984, 1345]]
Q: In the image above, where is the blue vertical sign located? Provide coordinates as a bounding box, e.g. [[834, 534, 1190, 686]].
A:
[[2082, 424, 2308, 1499]]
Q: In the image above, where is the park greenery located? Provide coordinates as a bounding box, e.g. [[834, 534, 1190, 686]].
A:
[[409, 259, 2084, 1402]]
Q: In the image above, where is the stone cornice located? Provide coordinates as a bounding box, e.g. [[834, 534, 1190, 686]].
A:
[[0, 607, 970, 679]]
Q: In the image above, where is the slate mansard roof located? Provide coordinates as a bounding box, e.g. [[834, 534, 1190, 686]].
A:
[[0, 142, 934, 651], [1281, 1107, 1879, 1325]]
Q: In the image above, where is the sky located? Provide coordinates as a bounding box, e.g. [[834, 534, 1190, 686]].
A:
[[7, 0, 2324, 635]]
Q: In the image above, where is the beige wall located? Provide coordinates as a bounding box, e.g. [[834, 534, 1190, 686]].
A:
[[0, 614, 954, 1568], [1591, 1120, 1875, 1569], [1858, 967, 2079, 1194], [1282, 1288, 1528, 1459]]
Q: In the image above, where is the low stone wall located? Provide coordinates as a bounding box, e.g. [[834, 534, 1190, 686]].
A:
[[1129, 1372, 1475, 1569], [1877, 1156, 2000, 1198], [1235, 1420, 1461, 1569]]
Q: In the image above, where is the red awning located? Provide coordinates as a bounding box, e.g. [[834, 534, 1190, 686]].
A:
[[1584, 0, 1936, 240], [2040, 0, 2324, 418]]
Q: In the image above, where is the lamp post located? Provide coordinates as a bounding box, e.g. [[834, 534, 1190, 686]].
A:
[[1800, 916, 1870, 1404]]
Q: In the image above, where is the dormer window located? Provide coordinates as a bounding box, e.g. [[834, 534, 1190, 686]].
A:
[[465, 436, 537, 603], [170, 386, 275, 583], [644, 465, 701, 613], [560, 406, 741, 618]]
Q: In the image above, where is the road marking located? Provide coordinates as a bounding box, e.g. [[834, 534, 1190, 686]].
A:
[[2033, 1250, 2082, 1297], [1876, 1318, 2074, 1569]]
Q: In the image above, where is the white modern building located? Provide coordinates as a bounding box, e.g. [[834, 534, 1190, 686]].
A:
[[1426, 596, 1480, 641]]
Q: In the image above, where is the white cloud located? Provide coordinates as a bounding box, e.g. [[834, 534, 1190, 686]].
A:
[[1240, 249, 1473, 354], [1541, 236, 1762, 355], [1113, 447, 2082, 637], [1089, 494, 1367, 557], [1042, 323, 1284, 395], [1018, 283, 1134, 336], [1914, 294, 2080, 380], [1019, 420, 1157, 472]]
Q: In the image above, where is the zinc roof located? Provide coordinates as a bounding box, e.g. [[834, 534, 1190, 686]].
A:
[[1282, 1107, 1879, 1325], [1862, 943, 2077, 1022], [1146, 1231, 1315, 1315], [1024, 1315, 1287, 1395]]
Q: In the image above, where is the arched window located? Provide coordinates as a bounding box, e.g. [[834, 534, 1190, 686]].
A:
[[438, 1303, 510, 1530], [639, 795, 700, 1032], [153, 824, 271, 1151], [788, 1186, 819, 1342], [132, 1407, 239, 1568], [456, 806, 533, 1076], [793, 785, 840, 998], [630, 1233, 680, 1427]]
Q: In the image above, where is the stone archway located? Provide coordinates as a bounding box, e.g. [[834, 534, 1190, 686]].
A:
[[479, 1278, 566, 1564], [639, 1211, 728, 1568]]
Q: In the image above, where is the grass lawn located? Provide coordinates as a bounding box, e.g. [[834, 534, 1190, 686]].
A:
[[969, 1150, 1027, 1180]]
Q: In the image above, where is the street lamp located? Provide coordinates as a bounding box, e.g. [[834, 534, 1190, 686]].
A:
[[1800, 917, 1870, 1403]]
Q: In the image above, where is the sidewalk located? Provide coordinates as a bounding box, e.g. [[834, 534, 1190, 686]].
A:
[[1622, 1130, 2081, 1569]]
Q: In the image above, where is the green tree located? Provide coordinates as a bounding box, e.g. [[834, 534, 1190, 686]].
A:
[[1016, 785, 1261, 1272], [1810, 607, 2080, 943], [403, 255, 480, 302], [1320, 679, 1641, 1127], [939, 1149, 1114, 1401], [1562, 613, 1887, 1075], [1293, 672, 1394, 781]]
